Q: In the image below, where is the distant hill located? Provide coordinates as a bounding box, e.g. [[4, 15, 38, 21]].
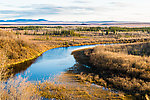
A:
[[0, 19, 150, 27], [0, 19, 48, 22], [0, 19, 119, 23], [85, 21, 118, 23]]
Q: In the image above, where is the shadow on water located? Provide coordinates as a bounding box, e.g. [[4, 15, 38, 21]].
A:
[[0, 56, 40, 81]]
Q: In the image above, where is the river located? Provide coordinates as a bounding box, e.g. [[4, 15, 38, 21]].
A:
[[14, 44, 111, 82]]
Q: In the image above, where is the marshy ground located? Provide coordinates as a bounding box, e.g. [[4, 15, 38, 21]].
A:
[[72, 42, 150, 100], [0, 26, 150, 99]]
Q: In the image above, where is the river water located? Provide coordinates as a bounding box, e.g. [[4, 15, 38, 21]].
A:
[[14, 44, 110, 82]]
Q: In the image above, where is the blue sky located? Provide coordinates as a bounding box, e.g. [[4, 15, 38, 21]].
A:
[[0, 0, 150, 22]]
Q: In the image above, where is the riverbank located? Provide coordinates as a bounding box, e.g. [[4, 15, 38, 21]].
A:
[[1, 26, 150, 99], [0, 71, 126, 100], [71, 42, 150, 100], [5, 37, 150, 69], [0, 37, 126, 99], [1, 28, 150, 81], [1, 25, 150, 69]]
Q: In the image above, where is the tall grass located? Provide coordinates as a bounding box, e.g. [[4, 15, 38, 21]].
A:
[[0, 76, 40, 100], [0, 30, 49, 67], [0, 55, 122, 100], [0, 69, 123, 100], [0, 56, 40, 100], [72, 42, 150, 99]]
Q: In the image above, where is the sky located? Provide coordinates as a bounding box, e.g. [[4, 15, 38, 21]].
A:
[[0, 0, 150, 22]]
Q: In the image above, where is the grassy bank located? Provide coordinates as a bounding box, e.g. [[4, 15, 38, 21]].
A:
[[0, 70, 125, 100], [1, 27, 150, 99], [72, 42, 150, 99], [0, 29, 124, 99], [2, 28, 150, 69], [0, 30, 52, 67]]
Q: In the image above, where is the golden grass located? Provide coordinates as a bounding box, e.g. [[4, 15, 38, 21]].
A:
[[0, 66, 124, 100], [1, 28, 150, 99], [0, 66, 40, 100], [36, 73, 125, 100], [1, 29, 150, 68], [72, 42, 150, 99], [0, 30, 50, 67]]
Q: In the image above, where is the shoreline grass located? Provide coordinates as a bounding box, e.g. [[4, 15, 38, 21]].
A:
[[1, 27, 150, 99], [0, 68, 125, 100], [6, 38, 150, 68], [1, 27, 150, 69], [72, 42, 150, 100]]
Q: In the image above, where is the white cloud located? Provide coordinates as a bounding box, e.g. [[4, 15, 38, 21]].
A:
[[0, 0, 150, 22]]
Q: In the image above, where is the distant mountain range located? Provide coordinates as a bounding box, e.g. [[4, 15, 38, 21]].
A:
[[0, 19, 48, 22], [0, 19, 150, 26], [0, 19, 119, 23]]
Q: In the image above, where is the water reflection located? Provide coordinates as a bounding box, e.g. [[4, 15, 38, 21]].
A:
[[1, 44, 100, 81], [0, 58, 37, 81]]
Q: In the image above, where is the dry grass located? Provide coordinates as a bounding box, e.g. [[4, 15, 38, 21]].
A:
[[1, 29, 150, 68], [0, 30, 50, 67], [1, 27, 150, 99], [0, 52, 122, 100], [0, 64, 40, 100], [0, 66, 124, 100], [0, 77, 40, 100], [72, 42, 150, 99], [36, 73, 125, 100]]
